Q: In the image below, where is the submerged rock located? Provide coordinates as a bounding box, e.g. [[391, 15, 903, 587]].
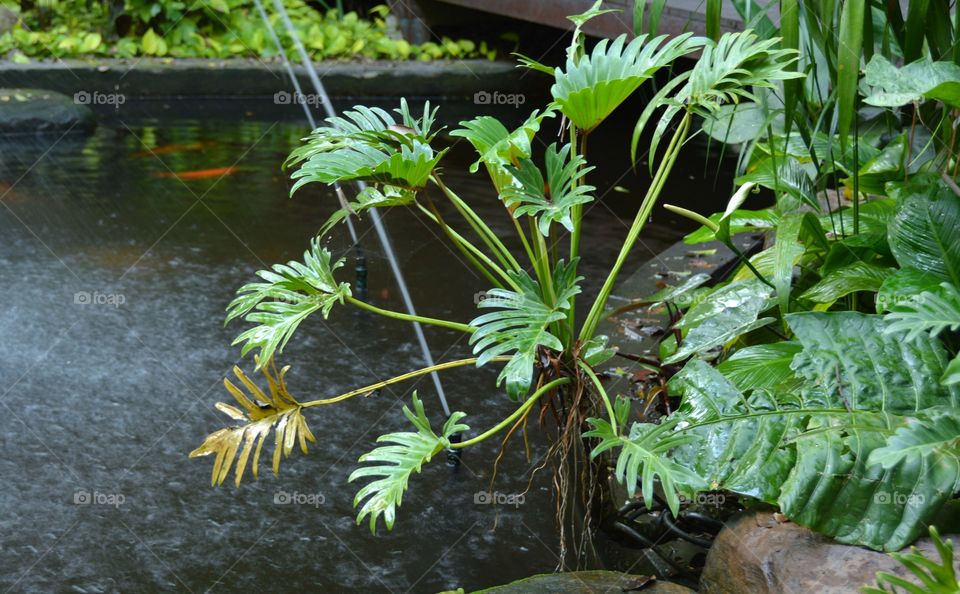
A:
[[474, 570, 696, 593], [0, 88, 95, 133], [701, 511, 960, 593]]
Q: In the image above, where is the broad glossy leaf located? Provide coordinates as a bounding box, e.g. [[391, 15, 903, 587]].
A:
[[552, 32, 702, 131], [736, 155, 817, 210], [876, 267, 943, 313], [887, 177, 960, 286], [863, 54, 960, 109], [717, 342, 803, 391], [669, 360, 800, 500], [682, 208, 779, 244], [665, 279, 775, 364], [641, 272, 711, 310], [350, 394, 468, 532], [800, 262, 893, 303], [787, 311, 958, 412]]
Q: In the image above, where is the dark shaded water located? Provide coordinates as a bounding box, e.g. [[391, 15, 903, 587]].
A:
[[0, 99, 731, 592]]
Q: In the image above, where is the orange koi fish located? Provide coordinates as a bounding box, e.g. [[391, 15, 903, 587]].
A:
[[154, 167, 237, 180], [134, 142, 212, 157]]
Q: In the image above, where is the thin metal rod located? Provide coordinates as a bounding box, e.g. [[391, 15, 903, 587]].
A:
[[262, 0, 451, 417], [252, 0, 360, 246]]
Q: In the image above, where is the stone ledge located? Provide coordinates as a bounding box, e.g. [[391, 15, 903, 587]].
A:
[[0, 58, 547, 100]]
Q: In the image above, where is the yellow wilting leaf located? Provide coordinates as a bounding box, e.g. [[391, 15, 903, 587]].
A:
[[189, 356, 316, 487]]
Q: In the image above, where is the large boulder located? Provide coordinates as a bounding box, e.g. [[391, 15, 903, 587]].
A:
[[0, 88, 95, 133], [474, 571, 696, 593], [701, 512, 960, 593]]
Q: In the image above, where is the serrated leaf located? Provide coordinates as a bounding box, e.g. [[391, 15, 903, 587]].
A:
[[227, 237, 351, 365], [787, 311, 959, 412], [190, 357, 315, 486], [887, 177, 960, 286], [502, 142, 595, 236], [470, 261, 581, 399], [552, 32, 703, 131], [349, 393, 468, 533]]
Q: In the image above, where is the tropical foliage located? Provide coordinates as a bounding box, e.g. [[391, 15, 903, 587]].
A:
[[0, 1, 495, 61], [189, 0, 803, 549], [624, 0, 960, 553], [192, 0, 959, 565]]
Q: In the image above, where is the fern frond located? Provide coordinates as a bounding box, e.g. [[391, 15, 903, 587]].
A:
[[502, 143, 596, 236], [349, 393, 468, 533], [861, 526, 960, 594], [470, 261, 582, 399], [190, 357, 316, 487], [226, 237, 351, 365]]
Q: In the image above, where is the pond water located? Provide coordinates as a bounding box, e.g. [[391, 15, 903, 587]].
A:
[[0, 99, 732, 592]]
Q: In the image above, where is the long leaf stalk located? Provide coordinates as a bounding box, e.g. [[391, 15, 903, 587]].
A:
[[432, 174, 522, 273], [451, 377, 571, 449], [416, 201, 515, 291], [578, 361, 618, 434], [345, 295, 475, 334], [301, 356, 512, 407], [580, 111, 692, 342]]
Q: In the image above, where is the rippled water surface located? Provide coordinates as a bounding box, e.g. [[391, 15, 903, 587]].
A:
[[0, 99, 730, 592]]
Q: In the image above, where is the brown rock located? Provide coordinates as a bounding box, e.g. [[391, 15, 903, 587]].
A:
[[701, 511, 960, 594], [475, 571, 697, 593]]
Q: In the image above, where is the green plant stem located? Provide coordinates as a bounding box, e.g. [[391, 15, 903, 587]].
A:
[[568, 130, 589, 334], [451, 377, 571, 448], [432, 175, 521, 272], [580, 112, 692, 341], [578, 361, 618, 434], [301, 356, 511, 407], [510, 215, 538, 269], [416, 202, 517, 291], [346, 295, 474, 334]]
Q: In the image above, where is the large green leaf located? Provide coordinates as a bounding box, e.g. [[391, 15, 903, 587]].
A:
[[863, 54, 960, 109], [662, 323, 959, 550], [227, 238, 351, 365], [585, 411, 706, 516], [502, 143, 595, 236], [450, 108, 555, 193], [787, 311, 958, 413], [638, 30, 802, 160], [884, 282, 960, 386], [876, 267, 942, 313], [716, 342, 803, 391], [552, 32, 702, 131], [668, 360, 802, 501], [286, 99, 446, 194], [470, 261, 581, 399], [350, 393, 468, 532], [888, 178, 960, 286], [800, 262, 893, 303], [664, 279, 775, 364], [682, 208, 779, 244]]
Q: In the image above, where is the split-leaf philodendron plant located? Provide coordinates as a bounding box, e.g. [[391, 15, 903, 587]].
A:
[[191, 2, 802, 544]]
